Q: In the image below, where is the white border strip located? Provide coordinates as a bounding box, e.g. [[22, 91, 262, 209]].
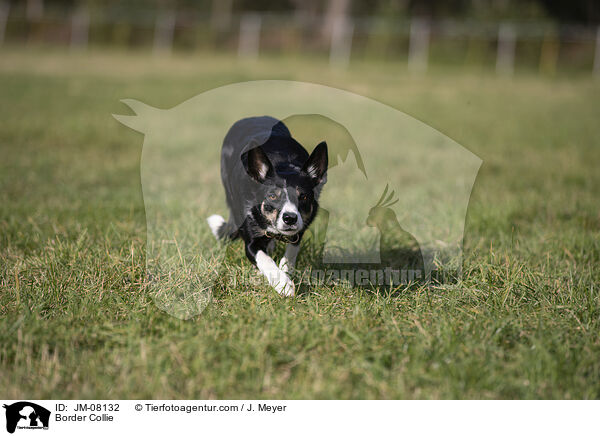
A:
[[0, 400, 598, 435]]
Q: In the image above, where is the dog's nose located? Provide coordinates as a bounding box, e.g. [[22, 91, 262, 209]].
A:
[[282, 212, 298, 225]]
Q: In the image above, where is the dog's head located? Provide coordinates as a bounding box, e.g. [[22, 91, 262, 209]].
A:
[[243, 142, 328, 236]]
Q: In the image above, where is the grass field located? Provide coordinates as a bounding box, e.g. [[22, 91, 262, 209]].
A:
[[1, 48, 599, 399]]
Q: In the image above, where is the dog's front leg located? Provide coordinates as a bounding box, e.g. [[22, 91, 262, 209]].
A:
[[245, 240, 295, 296], [279, 241, 301, 273]]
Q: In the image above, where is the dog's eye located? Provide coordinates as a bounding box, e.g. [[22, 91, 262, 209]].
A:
[[268, 194, 277, 201], [298, 193, 308, 201]]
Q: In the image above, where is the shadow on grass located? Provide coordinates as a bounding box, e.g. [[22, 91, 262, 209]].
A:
[[210, 211, 464, 299]]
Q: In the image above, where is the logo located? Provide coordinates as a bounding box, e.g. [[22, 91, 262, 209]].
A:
[[114, 81, 481, 318], [3, 402, 50, 434]]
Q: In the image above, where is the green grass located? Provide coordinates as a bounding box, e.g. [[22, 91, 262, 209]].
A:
[[1, 48, 599, 399]]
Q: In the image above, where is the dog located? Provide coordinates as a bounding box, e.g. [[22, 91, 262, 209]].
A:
[[207, 116, 328, 296]]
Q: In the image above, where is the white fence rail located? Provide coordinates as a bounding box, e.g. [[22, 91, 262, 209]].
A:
[[1, 5, 599, 74]]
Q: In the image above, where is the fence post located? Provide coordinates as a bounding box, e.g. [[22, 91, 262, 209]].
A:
[[594, 26, 600, 76], [408, 18, 430, 73], [70, 8, 89, 50], [153, 11, 176, 55], [238, 13, 261, 60], [329, 15, 353, 68], [496, 23, 516, 75], [0, 1, 9, 45]]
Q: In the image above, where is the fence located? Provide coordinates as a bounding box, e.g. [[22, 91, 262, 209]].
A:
[[1, 2, 599, 75]]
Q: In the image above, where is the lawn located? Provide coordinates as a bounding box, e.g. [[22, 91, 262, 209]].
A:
[[0, 48, 599, 399]]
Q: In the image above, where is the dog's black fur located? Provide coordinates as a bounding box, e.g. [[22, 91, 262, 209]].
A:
[[208, 116, 328, 295]]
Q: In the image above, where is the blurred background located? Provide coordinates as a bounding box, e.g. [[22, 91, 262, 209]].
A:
[[1, 0, 599, 74]]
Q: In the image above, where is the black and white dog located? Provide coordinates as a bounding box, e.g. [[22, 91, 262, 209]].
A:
[[207, 116, 328, 296]]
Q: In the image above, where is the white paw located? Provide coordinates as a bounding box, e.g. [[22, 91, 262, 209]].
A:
[[207, 214, 225, 238], [274, 274, 295, 297], [279, 257, 290, 273]]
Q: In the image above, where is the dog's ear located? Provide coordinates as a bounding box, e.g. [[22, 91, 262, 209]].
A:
[[302, 141, 328, 184], [243, 146, 274, 183]]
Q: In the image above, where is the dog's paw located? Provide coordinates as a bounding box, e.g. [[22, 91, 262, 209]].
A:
[[279, 257, 291, 273], [274, 274, 295, 297]]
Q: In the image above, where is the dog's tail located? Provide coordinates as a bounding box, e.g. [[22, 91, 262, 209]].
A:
[[207, 215, 238, 240]]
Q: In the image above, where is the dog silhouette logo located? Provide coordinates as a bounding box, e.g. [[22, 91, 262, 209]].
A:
[[3, 402, 50, 434]]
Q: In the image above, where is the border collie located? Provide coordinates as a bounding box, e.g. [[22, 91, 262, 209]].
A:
[[207, 116, 328, 296]]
